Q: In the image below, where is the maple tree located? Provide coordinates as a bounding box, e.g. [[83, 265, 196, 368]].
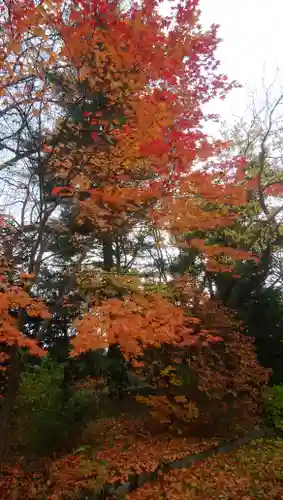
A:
[[0, 215, 50, 458], [44, 0, 249, 355], [0, 0, 250, 354]]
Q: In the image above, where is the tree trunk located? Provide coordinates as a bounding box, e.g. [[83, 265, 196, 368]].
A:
[[0, 347, 20, 461], [102, 233, 113, 271]]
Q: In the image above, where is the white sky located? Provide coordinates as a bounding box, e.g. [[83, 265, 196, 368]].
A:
[[199, 0, 283, 126]]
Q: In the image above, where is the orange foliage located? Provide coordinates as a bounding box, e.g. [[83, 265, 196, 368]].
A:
[[136, 394, 200, 428], [177, 281, 269, 400], [66, 415, 219, 485], [71, 291, 223, 359], [49, 453, 108, 499], [2, 434, 283, 500], [0, 215, 48, 358], [0, 466, 47, 500], [0, 0, 255, 364], [0, 414, 220, 499], [0, 285, 49, 357], [127, 438, 283, 500], [1, 0, 247, 242], [134, 279, 268, 430]]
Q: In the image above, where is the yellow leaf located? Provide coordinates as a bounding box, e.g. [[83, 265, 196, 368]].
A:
[[175, 395, 187, 403], [32, 27, 47, 38]]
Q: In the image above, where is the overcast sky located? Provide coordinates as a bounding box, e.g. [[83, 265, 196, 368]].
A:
[[199, 0, 283, 125]]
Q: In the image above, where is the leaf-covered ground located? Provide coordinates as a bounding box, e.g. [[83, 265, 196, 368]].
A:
[[2, 418, 282, 500], [79, 416, 220, 484], [127, 437, 283, 500]]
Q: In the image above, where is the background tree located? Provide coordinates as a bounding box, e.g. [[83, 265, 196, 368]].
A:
[[170, 79, 283, 382]]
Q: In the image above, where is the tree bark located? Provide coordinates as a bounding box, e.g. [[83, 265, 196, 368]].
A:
[[102, 233, 113, 271], [0, 347, 20, 461]]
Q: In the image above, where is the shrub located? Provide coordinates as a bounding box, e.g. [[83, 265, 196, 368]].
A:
[[11, 357, 94, 456]]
